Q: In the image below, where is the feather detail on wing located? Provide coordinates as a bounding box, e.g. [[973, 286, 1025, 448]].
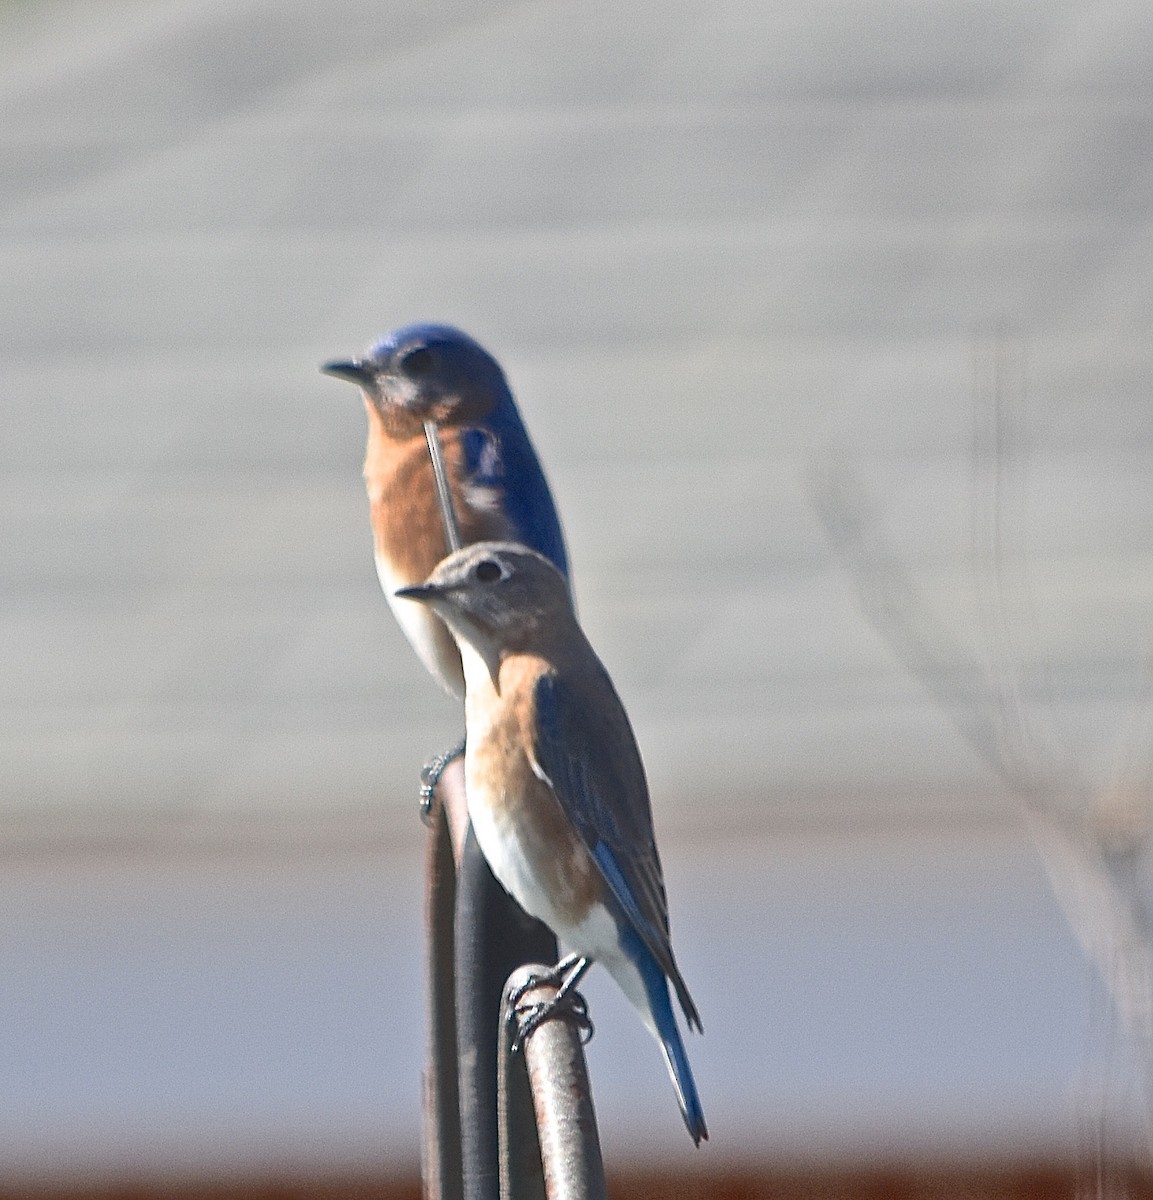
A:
[[459, 418, 570, 586], [531, 670, 702, 1032]]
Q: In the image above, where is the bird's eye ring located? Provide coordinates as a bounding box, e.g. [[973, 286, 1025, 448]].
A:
[[399, 347, 435, 378], [475, 559, 503, 583]]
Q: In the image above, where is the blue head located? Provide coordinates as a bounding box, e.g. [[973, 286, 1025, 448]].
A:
[[323, 322, 569, 581], [321, 323, 516, 440]]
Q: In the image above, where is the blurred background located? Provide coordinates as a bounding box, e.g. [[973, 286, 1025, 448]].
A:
[[3, 0, 1153, 1195]]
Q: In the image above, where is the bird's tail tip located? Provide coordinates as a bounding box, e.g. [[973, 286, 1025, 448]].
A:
[[660, 1028, 708, 1146], [686, 1107, 709, 1147]]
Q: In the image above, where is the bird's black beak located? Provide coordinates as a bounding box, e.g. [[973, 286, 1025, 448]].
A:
[[320, 359, 375, 386], [394, 583, 441, 604]]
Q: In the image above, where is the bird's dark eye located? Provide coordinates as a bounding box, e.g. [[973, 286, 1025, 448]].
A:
[[399, 347, 435, 378], [475, 559, 502, 583]]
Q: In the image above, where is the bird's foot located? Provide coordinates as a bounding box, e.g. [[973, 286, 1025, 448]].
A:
[[510, 990, 594, 1050], [507, 954, 594, 1050], [418, 738, 466, 825]]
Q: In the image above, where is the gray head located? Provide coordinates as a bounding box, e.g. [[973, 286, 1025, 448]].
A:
[[395, 541, 575, 667], [320, 322, 511, 439]]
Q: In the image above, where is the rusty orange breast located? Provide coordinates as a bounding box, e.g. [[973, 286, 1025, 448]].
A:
[[362, 402, 509, 586]]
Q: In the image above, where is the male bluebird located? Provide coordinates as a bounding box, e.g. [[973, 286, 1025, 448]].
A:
[[397, 542, 708, 1145], [321, 323, 569, 697]]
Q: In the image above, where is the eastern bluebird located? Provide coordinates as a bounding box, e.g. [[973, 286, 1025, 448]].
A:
[[396, 542, 708, 1145], [321, 323, 569, 698]]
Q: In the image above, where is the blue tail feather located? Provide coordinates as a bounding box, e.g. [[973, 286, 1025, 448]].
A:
[[629, 931, 708, 1145], [659, 1020, 708, 1146]]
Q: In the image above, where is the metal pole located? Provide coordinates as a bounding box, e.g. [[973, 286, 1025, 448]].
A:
[[422, 786, 464, 1200], [500, 967, 607, 1200], [455, 828, 557, 1200]]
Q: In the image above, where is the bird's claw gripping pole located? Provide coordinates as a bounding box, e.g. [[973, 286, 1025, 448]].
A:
[[499, 967, 606, 1200]]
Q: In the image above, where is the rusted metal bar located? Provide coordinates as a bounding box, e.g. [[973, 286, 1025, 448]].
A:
[[495, 986, 547, 1200], [499, 967, 607, 1200], [422, 784, 463, 1200], [455, 832, 557, 1200]]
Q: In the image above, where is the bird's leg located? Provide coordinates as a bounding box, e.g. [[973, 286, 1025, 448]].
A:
[[507, 954, 594, 1050], [507, 952, 586, 999], [418, 737, 466, 824]]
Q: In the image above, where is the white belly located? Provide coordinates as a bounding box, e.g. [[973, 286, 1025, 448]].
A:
[[460, 640, 647, 1021], [375, 550, 463, 697], [468, 783, 654, 1033]]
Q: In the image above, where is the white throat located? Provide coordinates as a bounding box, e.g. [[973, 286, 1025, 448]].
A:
[[456, 633, 501, 695]]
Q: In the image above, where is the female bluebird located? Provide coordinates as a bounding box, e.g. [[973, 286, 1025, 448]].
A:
[[397, 542, 708, 1145], [321, 324, 569, 697]]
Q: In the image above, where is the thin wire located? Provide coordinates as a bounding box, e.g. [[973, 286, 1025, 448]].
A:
[[424, 420, 463, 553]]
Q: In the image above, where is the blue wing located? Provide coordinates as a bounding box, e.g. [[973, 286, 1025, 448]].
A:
[[532, 669, 701, 1032], [459, 404, 569, 583]]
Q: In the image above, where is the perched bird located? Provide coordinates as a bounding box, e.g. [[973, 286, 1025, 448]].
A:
[[321, 323, 569, 697], [397, 542, 707, 1144]]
